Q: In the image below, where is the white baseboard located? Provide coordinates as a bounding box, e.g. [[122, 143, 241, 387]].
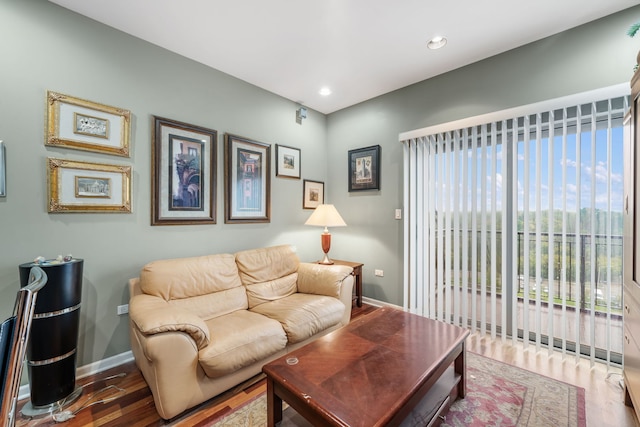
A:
[[362, 296, 403, 310], [18, 351, 134, 401]]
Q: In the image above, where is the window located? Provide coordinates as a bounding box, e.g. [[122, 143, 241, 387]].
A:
[[401, 85, 629, 365]]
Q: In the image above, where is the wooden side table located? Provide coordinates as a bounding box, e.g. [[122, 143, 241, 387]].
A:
[[331, 260, 363, 307]]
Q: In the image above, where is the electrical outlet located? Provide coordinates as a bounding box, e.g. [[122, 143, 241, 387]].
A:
[[374, 269, 384, 277], [117, 304, 129, 315]]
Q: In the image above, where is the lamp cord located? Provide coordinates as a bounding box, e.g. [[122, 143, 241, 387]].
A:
[[52, 384, 126, 422], [50, 372, 127, 423]]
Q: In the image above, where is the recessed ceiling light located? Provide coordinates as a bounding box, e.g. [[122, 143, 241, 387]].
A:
[[427, 36, 447, 50], [319, 87, 332, 96]]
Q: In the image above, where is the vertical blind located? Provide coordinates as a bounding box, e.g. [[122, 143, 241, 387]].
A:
[[401, 85, 629, 365]]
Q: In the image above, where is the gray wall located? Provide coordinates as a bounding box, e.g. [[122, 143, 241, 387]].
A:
[[1, 0, 639, 371], [0, 0, 329, 367], [326, 5, 640, 306]]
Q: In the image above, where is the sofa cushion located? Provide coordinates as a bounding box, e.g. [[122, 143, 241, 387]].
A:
[[250, 293, 345, 344], [198, 310, 287, 378], [140, 254, 242, 300], [235, 245, 299, 286], [169, 287, 248, 321], [140, 254, 248, 320], [245, 272, 298, 309]]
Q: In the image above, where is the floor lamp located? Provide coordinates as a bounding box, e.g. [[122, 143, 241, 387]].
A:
[[305, 204, 346, 265]]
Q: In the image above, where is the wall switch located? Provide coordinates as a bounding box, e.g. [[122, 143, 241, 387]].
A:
[[374, 269, 384, 277], [117, 304, 129, 315], [395, 209, 402, 220]]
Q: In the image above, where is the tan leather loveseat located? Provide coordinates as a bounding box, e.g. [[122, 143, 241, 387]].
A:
[[128, 245, 354, 420]]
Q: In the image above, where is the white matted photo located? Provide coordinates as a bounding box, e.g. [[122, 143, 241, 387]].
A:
[[47, 158, 131, 213], [224, 133, 271, 223], [303, 179, 324, 209], [151, 116, 217, 225], [46, 91, 131, 157], [275, 144, 301, 179]]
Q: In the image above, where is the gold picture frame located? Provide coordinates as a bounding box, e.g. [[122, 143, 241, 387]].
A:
[[47, 158, 132, 213], [46, 91, 131, 157]]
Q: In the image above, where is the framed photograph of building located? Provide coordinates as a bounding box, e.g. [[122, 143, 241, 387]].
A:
[[224, 133, 271, 223], [303, 179, 324, 209], [348, 145, 381, 191], [151, 116, 217, 225], [275, 144, 301, 179], [47, 158, 131, 213], [46, 91, 131, 157], [75, 176, 111, 198]]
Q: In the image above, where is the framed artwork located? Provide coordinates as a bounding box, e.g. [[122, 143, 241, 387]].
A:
[[275, 144, 301, 179], [47, 158, 131, 213], [303, 179, 324, 209], [46, 91, 131, 157], [152, 116, 217, 225], [224, 133, 271, 223], [0, 141, 5, 197], [348, 145, 381, 191]]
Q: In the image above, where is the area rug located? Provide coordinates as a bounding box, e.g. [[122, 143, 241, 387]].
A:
[[202, 352, 586, 427], [439, 353, 586, 427]]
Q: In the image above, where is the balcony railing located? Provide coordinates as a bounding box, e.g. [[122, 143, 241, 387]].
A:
[[444, 230, 623, 312], [516, 231, 622, 312]]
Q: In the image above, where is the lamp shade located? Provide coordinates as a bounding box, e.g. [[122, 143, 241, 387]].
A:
[[304, 204, 346, 228]]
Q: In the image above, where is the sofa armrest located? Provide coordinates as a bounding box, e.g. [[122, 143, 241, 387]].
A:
[[297, 263, 352, 297], [129, 294, 210, 349], [129, 321, 203, 419], [297, 263, 354, 325]]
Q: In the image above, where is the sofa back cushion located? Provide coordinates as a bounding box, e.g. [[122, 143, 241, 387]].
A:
[[235, 245, 300, 308], [244, 273, 298, 308], [139, 254, 247, 320], [235, 245, 299, 284]]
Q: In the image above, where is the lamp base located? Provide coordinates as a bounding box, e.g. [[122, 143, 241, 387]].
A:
[[21, 387, 83, 417], [317, 253, 334, 265]]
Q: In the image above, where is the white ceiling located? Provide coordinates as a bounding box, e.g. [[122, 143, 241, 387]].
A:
[[48, 0, 638, 114]]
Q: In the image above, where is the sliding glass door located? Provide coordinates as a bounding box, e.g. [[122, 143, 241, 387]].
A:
[[402, 89, 628, 365]]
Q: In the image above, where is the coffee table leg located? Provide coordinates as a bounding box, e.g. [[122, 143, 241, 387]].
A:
[[455, 342, 466, 398], [267, 376, 283, 427]]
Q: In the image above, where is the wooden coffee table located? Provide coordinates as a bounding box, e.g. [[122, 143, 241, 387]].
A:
[[262, 307, 469, 426]]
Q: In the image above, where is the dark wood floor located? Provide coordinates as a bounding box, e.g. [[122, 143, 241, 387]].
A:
[[15, 304, 378, 427], [15, 302, 636, 426]]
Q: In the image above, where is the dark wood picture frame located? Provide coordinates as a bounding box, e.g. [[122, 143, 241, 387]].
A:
[[303, 179, 324, 209], [224, 133, 271, 223], [0, 141, 5, 197], [348, 145, 381, 191], [151, 116, 217, 225], [275, 144, 301, 179]]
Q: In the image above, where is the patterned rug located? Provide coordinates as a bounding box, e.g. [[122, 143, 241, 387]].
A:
[[203, 352, 586, 427]]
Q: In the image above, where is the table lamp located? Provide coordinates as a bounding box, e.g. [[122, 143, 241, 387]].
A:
[[305, 204, 347, 265]]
